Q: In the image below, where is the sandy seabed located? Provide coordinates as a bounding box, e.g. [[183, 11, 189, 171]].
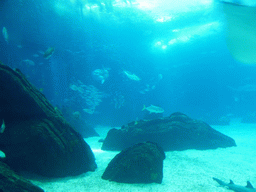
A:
[[31, 123, 256, 192]]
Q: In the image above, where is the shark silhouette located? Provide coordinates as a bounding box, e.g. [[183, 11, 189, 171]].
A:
[[213, 177, 256, 192]]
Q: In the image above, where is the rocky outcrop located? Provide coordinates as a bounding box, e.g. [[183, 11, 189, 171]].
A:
[[102, 142, 165, 184], [102, 112, 236, 151], [0, 161, 44, 192], [0, 63, 97, 177]]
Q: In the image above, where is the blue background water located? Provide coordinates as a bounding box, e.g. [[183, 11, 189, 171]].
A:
[[1, 0, 256, 127]]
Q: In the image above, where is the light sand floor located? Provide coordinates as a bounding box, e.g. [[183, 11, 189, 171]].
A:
[[31, 123, 256, 192]]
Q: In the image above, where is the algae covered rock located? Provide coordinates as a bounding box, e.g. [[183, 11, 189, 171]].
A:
[[0, 161, 44, 192], [0, 63, 97, 177], [102, 112, 236, 151], [102, 141, 165, 184]]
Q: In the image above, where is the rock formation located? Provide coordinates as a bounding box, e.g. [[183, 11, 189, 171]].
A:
[[102, 112, 236, 151], [102, 142, 165, 184], [0, 161, 44, 192], [0, 63, 97, 177]]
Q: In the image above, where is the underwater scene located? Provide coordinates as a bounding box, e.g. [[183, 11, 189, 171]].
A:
[[1, 0, 256, 191]]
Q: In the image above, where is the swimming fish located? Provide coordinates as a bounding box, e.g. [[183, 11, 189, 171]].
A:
[[123, 70, 141, 81], [33, 54, 39, 57], [221, 1, 256, 64], [142, 105, 164, 114], [2, 27, 8, 43], [21, 59, 35, 66], [213, 177, 256, 192], [0, 119, 5, 134], [83, 108, 95, 114], [92, 68, 110, 84], [43, 47, 55, 59]]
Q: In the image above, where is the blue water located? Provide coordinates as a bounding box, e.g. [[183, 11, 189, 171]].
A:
[[1, 0, 256, 127]]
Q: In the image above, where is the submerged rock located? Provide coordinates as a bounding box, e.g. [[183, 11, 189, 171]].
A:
[[102, 142, 165, 184], [0, 161, 44, 192], [0, 63, 97, 177], [102, 112, 236, 151]]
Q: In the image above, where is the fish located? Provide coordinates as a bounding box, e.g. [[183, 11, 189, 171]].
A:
[[43, 47, 55, 59], [142, 105, 164, 114], [21, 59, 35, 66], [92, 68, 110, 84], [0, 119, 5, 134], [2, 27, 8, 43], [213, 177, 256, 192], [221, 1, 256, 64], [70, 84, 78, 91], [83, 108, 95, 114], [72, 111, 81, 119], [33, 54, 39, 57], [123, 70, 141, 81]]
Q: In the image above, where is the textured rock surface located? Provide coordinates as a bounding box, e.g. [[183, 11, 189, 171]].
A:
[[0, 63, 97, 177], [102, 112, 236, 151], [102, 142, 165, 184], [0, 161, 44, 192]]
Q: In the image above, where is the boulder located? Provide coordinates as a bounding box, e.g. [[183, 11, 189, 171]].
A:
[[102, 142, 165, 184], [102, 112, 236, 151], [0, 63, 97, 177], [0, 161, 44, 192]]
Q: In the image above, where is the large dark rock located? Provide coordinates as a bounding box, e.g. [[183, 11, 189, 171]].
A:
[[0, 63, 97, 177], [102, 142, 165, 184], [102, 112, 236, 151], [0, 161, 44, 192]]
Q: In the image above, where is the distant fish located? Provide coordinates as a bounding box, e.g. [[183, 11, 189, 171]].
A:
[[92, 68, 110, 84], [83, 108, 95, 114], [38, 50, 45, 55], [123, 70, 141, 81], [33, 54, 39, 57], [0, 119, 5, 134], [72, 111, 81, 119], [158, 74, 163, 80], [142, 105, 164, 114], [21, 59, 35, 66], [2, 27, 8, 43], [70, 84, 78, 91], [43, 47, 55, 59]]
